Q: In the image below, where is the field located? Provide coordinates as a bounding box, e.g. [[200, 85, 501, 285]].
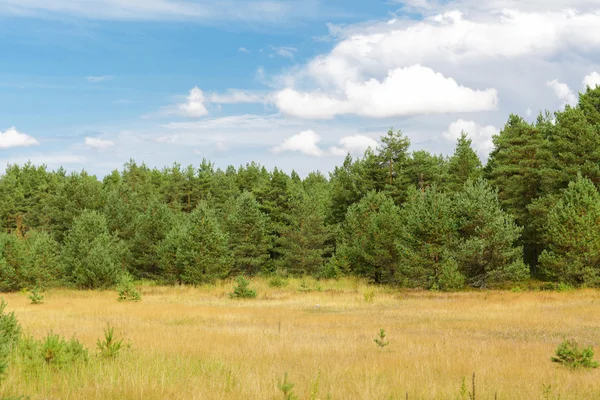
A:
[[1, 278, 599, 400]]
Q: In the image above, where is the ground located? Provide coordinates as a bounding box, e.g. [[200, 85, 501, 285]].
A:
[[1, 278, 599, 399]]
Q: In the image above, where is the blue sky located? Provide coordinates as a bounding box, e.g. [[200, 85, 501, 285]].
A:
[[1, 0, 600, 176]]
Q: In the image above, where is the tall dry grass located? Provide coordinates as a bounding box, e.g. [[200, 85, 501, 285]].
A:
[[1, 277, 599, 399]]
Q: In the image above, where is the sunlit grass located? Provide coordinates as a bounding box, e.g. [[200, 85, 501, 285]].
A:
[[1, 277, 599, 399]]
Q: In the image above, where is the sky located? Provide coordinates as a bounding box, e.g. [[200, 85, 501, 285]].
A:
[[1, 0, 600, 177]]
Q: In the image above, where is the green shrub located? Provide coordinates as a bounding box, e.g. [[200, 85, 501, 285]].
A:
[[229, 276, 257, 299], [363, 290, 375, 303], [97, 324, 123, 359], [28, 287, 44, 305], [0, 299, 21, 383], [277, 373, 297, 400], [551, 339, 599, 369], [268, 275, 289, 288], [297, 279, 311, 292], [374, 328, 389, 349], [19, 332, 88, 369], [117, 273, 141, 302]]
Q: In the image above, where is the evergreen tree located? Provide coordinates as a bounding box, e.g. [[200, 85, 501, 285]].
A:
[[396, 187, 460, 290], [226, 192, 270, 276], [403, 150, 448, 193], [453, 180, 528, 287], [336, 191, 402, 284], [538, 176, 600, 286], [447, 133, 482, 192], [158, 203, 231, 285], [278, 189, 333, 276], [62, 210, 125, 289]]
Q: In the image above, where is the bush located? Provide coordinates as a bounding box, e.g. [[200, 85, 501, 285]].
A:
[[19, 332, 88, 369], [551, 339, 599, 369], [117, 273, 141, 302], [268, 275, 289, 288], [0, 299, 21, 382], [28, 287, 44, 305], [229, 276, 257, 299]]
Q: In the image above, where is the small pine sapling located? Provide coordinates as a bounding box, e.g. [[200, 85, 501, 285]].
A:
[[374, 328, 389, 349], [117, 273, 141, 302], [297, 279, 311, 292], [28, 287, 44, 305], [551, 339, 599, 369], [97, 324, 124, 359], [364, 290, 375, 303], [278, 373, 297, 400], [229, 276, 257, 299]]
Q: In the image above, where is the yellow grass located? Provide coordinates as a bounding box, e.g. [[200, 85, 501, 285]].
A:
[[1, 278, 600, 399]]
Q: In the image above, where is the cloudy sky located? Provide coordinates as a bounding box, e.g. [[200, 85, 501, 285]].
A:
[[1, 0, 599, 176]]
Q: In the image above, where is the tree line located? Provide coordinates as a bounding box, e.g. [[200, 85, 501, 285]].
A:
[[1, 86, 600, 291]]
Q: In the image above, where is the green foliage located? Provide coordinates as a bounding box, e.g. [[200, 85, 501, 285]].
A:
[[374, 328, 389, 349], [229, 276, 257, 299], [538, 176, 600, 287], [268, 275, 289, 288], [62, 210, 126, 289], [226, 192, 271, 276], [117, 273, 141, 302], [97, 324, 124, 359], [447, 133, 482, 192], [40, 332, 89, 366], [337, 191, 403, 284], [551, 339, 599, 369], [363, 290, 375, 303], [277, 373, 297, 400], [27, 287, 44, 305], [0, 299, 21, 382]]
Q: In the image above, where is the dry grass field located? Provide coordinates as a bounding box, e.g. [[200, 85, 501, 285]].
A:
[[1, 278, 599, 400]]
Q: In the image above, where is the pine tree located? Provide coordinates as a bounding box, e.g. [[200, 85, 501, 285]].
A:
[[278, 189, 333, 276], [62, 210, 125, 289], [453, 180, 528, 287], [159, 203, 231, 285], [226, 192, 271, 276], [447, 133, 482, 192], [538, 176, 600, 286], [403, 150, 448, 193], [336, 191, 402, 284]]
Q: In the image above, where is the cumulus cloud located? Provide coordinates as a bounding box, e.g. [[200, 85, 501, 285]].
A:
[[0, 127, 40, 149], [547, 79, 577, 108], [271, 130, 323, 156], [87, 75, 113, 83], [275, 65, 498, 119], [443, 119, 498, 159], [330, 135, 379, 156], [583, 72, 600, 89], [178, 86, 209, 117], [85, 137, 115, 150]]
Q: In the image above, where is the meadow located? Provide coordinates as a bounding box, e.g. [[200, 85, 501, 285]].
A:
[[1, 278, 599, 400]]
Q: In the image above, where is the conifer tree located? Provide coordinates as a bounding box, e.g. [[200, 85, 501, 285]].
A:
[[226, 192, 270, 276], [337, 191, 402, 284], [538, 176, 600, 286], [396, 186, 460, 289], [62, 210, 125, 289], [453, 180, 528, 287], [447, 133, 482, 192]]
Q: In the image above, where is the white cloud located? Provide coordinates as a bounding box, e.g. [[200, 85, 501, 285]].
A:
[[330, 135, 378, 156], [272, 130, 323, 157], [271, 46, 297, 59], [583, 72, 600, 89], [238, 47, 251, 54], [208, 90, 267, 104], [547, 79, 577, 108], [87, 75, 113, 83], [178, 86, 209, 117], [275, 65, 498, 119], [0, 127, 40, 149], [85, 137, 115, 150], [443, 119, 498, 159], [0, 0, 328, 23]]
